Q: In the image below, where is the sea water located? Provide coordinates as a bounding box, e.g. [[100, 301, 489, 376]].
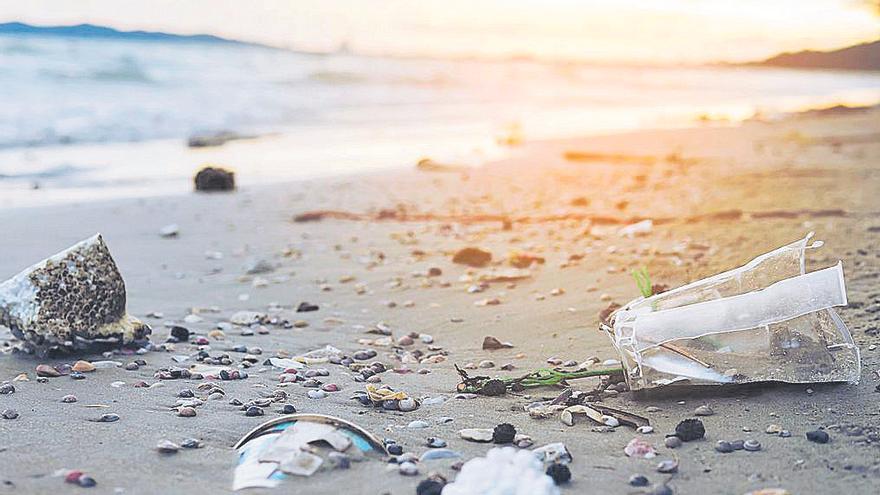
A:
[[1, 33, 879, 207]]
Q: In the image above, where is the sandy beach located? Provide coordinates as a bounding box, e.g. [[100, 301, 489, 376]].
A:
[[0, 106, 878, 494]]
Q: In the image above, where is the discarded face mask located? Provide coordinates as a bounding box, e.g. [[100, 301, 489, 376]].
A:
[[232, 414, 387, 490], [0, 235, 151, 357], [602, 233, 859, 390]]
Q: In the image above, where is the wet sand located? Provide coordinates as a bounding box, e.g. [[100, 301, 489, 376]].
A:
[[0, 108, 879, 494]]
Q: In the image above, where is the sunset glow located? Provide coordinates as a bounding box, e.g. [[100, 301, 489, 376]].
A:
[[1, 0, 877, 63]]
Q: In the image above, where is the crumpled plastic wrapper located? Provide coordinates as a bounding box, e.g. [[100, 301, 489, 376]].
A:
[[441, 447, 559, 495], [602, 233, 860, 390]]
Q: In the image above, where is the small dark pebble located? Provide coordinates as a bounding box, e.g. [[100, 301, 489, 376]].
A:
[[545, 463, 571, 485], [416, 479, 445, 495], [629, 474, 650, 487], [0, 383, 14, 395], [674, 418, 705, 442], [98, 413, 120, 423], [387, 444, 404, 456], [806, 430, 830, 444], [296, 302, 319, 312], [124, 362, 140, 371], [648, 484, 673, 495], [178, 389, 195, 398], [715, 441, 734, 453], [245, 406, 264, 417], [2, 409, 18, 420], [169, 326, 190, 342], [280, 404, 297, 414], [70, 372, 86, 380], [492, 423, 517, 444], [181, 438, 202, 449]]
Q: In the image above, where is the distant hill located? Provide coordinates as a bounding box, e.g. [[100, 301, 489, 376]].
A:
[[750, 40, 880, 71], [0, 22, 267, 48]]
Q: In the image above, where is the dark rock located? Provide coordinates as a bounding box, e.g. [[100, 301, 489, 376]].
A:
[[296, 302, 319, 313], [387, 444, 404, 456], [245, 406, 264, 417], [492, 423, 516, 444], [169, 326, 190, 342], [806, 430, 830, 444], [452, 247, 492, 267], [194, 167, 235, 192], [629, 474, 650, 487], [2, 409, 18, 420], [416, 479, 445, 495], [0, 383, 14, 395], [545, 463, 571, 485], [674, 418, 705, 442]]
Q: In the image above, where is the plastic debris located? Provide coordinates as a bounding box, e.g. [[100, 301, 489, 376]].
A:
[[0, 234, 151, 357], [602, 233, 860, 390], [441, 447, 560, 495], [232, 414, 386, 490], [455, 364, 622, 395], [531, 443, 572, 465]]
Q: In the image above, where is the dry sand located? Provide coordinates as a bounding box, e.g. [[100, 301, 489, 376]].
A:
[[0, 108, 878, 494]]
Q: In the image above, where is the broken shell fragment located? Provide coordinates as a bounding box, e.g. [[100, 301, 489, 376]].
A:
[[0, 235, 151, 357]]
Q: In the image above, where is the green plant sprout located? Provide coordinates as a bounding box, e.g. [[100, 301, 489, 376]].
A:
[[631, 266, 653, 297]]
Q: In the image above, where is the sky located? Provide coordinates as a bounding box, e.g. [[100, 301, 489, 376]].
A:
[[0, 0, 877, 63]]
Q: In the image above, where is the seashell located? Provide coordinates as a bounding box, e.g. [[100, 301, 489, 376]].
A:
[[0, 235, 150, 357], [459, 428, 494, 442], [624, 438, 657, 458]]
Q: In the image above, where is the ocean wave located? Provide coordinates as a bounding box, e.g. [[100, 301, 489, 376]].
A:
[[41, 55, 152, 83], [0, 163, 86, 180]]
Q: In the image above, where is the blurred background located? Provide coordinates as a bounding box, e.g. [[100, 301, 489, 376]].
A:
[[0, 0, 878, 207]]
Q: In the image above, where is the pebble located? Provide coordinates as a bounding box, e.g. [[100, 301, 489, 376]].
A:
[[387, 444, 404, 456], [730, 440, 745, 450], [408, 420, 430, 429], [280, 404, 297, 414], [399, 398, 418, 412], [178, 407, 197, 417], [766, 424, 782, 434], [743, 439, 761, 451], [65, 472, 97, 488], [398, 461, 419, 476], [478, 360, 495, 369], [156, 440, 180, 454], [69, 372, 86, 380], [2, 409, 18, 420], [61, 394, 77, 403], [125, 362, 140, 371], [0, 383, 14, 395], [307, 390, 328, 399], [648, 484, 673, 495], [715, 441, 734, 453], [181, 438, 202, 449], [427, 437, 447, 448], [664, 436, 682, 449], [656, 459, 679, 473], [629, 475, 650, 487], [637, 426, 654, 434], [806, 430, 830, 444], [694, 405, 714, 416], [245, 406, 264, 417], [321, 383, 339, 392], [98, 413, 120, 423], [35, 364, 60, 377]]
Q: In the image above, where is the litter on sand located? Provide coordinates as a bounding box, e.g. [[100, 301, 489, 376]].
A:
[[232, 414, 387, 490], [602, 233, 860, 390]]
